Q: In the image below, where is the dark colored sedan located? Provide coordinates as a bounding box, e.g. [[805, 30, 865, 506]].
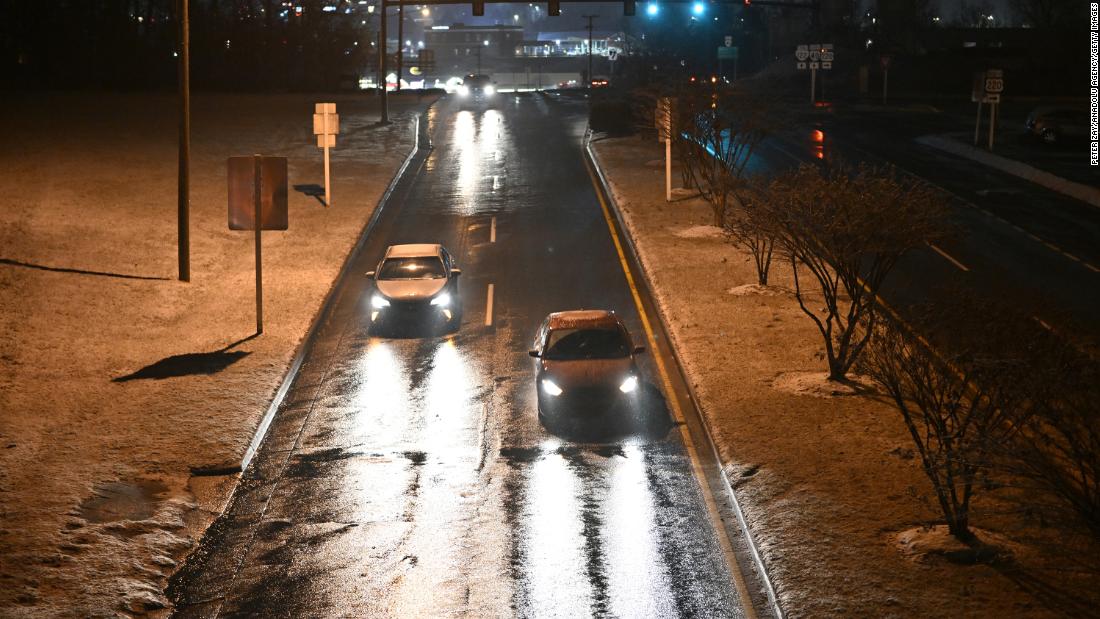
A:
[[1025, 106, 1088, 145], [529, 310, 646, 426]]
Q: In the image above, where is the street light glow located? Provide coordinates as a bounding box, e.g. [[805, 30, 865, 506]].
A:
[[646, 3, 658, 16], [692, 2, 705, 16]]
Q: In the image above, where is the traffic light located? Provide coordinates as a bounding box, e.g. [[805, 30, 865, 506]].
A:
[[473, 1, 484, 16], [548, 0, 560, 16], [743, 0, 751, 5], [624, 0, 635, 15]]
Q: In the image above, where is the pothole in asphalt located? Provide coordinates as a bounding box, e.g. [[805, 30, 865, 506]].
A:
[[77, 479, 169, 523]]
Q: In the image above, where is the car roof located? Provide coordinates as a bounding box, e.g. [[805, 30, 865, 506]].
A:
[[546, 310, 622, 330], [384, 243, 443, 258]]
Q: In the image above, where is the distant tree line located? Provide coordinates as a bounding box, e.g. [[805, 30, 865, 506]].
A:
[[0, 0, 376, 91]]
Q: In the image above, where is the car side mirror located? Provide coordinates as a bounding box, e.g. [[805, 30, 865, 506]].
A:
[[528, 349, 540, 358], [451, 268, 462, 276], [365, 271, 375, 280], [633, 345, 646, 354]]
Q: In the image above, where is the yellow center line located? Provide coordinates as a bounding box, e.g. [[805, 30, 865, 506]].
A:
[[583, 153, 759, 619]]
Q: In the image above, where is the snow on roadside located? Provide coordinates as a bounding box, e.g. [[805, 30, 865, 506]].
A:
[[591, 137, 1099, 617], [0, 93, 430, 617]]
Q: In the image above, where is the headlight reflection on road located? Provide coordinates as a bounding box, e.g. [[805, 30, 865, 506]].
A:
[[454, 111, 479, 209], [519, 450, 594, 616], [604, 445, 675, 617], [352, 340, 407, 447], [423, 338, 474, 454], [385, 338, 477, 615]]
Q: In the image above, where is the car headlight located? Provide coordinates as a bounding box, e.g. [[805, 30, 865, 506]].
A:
[[619, 375, 639, 393], [371, 294, 390, 309], [430, 292, 451, 307], [457, 85, 469, 96], [541, 379, 563, 396], [484, 85, 495, 96]]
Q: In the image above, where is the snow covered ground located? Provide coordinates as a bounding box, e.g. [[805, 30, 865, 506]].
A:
[[591, 137, 1100, 618], [0, 92, 431, 616]]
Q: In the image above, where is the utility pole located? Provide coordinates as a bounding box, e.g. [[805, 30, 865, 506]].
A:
[[396, 2, 404, 91], [378, 0, 389, 123], [584, 14, 598, 90], [177, 0, 190, 282]]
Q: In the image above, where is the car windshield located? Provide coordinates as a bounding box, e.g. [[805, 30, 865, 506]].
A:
[[378, 257, 446, 280], [543, 327, 630, 360]]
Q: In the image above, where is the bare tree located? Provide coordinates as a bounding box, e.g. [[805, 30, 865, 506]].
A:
[[723, 179, 775, 286], [1007, 353, 1100, 539], [956, 0, 996, 27], [1008, 0, 1080, 29], [765, 163, 949, 381], [679, 85, 772, 226], [860, 302, 1043, 544]]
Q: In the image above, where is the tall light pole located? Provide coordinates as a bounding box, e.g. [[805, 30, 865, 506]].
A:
[[396, 2, 404, 91], [583, 14, 598, 89], [177, 0, 190, 281], [378, 0, 389, 123]]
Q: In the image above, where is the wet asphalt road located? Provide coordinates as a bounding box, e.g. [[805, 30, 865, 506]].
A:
[[169, 94, 755, 618]]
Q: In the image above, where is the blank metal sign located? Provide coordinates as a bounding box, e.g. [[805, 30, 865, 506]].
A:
[[228, 156, 289, 231]]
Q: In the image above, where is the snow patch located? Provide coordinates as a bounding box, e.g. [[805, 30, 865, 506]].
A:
[[770, 371, 875, 398], [673, 225, 725, 239], [727, 284, 789, 297], [895, 525, 1018, 565]]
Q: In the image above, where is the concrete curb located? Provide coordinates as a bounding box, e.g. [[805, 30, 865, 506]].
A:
[[584, 136, 784, 619], [915, 134, 1100, 209], [239, 107, 431, 472]]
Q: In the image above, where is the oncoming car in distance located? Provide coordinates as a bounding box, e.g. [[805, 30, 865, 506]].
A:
[[365, 244, 461, 332], [456, 74, 496, 108], [529, 310, 646, 427]]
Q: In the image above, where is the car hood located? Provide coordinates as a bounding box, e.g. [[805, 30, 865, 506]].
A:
[[375, 279, 446, 301], [540, 357, 634, 389]]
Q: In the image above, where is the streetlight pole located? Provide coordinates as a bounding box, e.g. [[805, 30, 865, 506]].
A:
[[396, 2, 404, 92], [583, 14, 598, 90], [177, 0, 190, 282], [378, 0, 389, 123]]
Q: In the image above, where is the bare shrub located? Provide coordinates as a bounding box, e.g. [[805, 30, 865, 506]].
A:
[[860, 301, 1047, 544], [678, 84, 773, 226], [1007, 351, 1100, 539], [765, 162, 949, 381], [723, 180, 775, 286]]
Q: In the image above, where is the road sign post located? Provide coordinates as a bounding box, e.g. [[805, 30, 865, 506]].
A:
[[984, 69, 1004, 151], [657, 97, 674, 201], [313, 103, 339, 206], [797, 44, 832, 105], [880, 55, 891, 105], [228, 155, 289, 335]]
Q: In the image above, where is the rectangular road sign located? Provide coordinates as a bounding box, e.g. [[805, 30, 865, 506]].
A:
[[228, 156, 288, 231], [312, 107, 339, 135], [982, 93, 1001, 103], [717, 46, 738, 60], [810, 61, 820, 69], [822, 61, 832, 70], [316, 134, 335, 148], [797, 61, 807, 70]]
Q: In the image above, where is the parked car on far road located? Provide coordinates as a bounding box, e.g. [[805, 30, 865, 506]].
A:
[[1025, 106, 1088, 145]]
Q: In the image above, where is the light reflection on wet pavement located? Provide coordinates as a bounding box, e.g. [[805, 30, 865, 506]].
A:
[[169, 94, 747, 618]]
